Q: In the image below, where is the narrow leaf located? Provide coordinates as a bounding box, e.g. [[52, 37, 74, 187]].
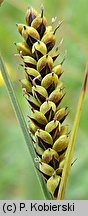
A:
[[57, 64, 88, 200], [0, 55, 52, 200]]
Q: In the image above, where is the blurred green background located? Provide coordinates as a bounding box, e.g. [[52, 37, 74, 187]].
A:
[[0, 0, 88, 200]]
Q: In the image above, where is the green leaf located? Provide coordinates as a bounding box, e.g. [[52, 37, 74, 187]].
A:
[[57, 64, 88, 199], [0, 55, 52, 200]]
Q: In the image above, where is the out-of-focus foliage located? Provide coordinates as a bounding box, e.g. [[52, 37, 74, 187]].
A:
[[0, 0, 88, 199]]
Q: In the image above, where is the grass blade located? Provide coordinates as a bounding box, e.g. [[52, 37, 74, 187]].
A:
[[57, 64, 88, 200], [0, 55, 52, 200]]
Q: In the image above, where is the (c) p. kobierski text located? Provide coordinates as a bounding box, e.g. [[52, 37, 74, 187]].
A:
[[30, 202, 75, 212]]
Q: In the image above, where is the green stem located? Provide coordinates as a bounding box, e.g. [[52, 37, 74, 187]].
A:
[[0, 55, 52, 200], [57, 64, 88, 199]]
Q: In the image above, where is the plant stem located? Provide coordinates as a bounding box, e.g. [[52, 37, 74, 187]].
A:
[[57, 64, 88, 199]]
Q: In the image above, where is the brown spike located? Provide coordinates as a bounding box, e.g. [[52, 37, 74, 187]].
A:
[[41, 4, 44, 18], [54, 20, 64, 34], [60, 50, 67, 65]]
